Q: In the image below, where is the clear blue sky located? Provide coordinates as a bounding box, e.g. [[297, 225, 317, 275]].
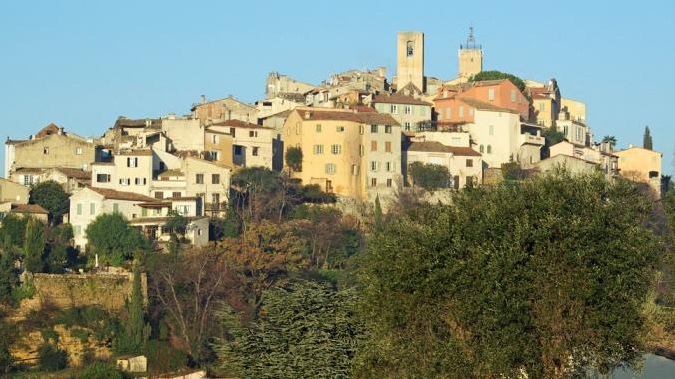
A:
[[1, 0, 673, 175]]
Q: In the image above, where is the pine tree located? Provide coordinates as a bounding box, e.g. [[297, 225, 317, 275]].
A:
[[23, 218, 45, 273], [128, 259, 146, 353], [643, 126, 653, 150]]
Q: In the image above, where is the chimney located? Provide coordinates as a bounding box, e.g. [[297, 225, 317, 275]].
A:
[[304, 111, 311, 119], [145, 119, 151, 127], [200, 95, 206, 104]]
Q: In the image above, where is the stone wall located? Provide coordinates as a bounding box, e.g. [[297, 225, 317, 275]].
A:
[[31, 271, 147, 313]]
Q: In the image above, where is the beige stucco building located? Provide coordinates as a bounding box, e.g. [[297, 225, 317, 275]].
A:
[[614, 146, 662, 193], [91, 149, 153, 196], [0, 178, 29, 205], [396, 31, 425, 93], [458, 28, 483, 81], [283, 108, 401, 203], [406, 140, 482, 189], [192, 95, 258, 126], [549, 140, 618, 179], [209, 120, 277, 169], [372, 93, 433, 133], [5, 123, 102, 178]]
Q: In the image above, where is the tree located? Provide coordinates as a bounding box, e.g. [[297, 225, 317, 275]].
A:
[[470, 70, 527, 93], [0, 250, 19, 306], [356, 171, 660, 378], [0, 214, 28, 249], [408, 162, 451, 190], [643, 126, 653, 150], [23, 217, 46, 273], [373, 195, 383, 233], [116, 259, 149, 354], [602, 135, 617, 149], [285, 146, 303, 172], [164, 210, 188, 241], [214, 280, 363, 379], [29, 180, 69, 224], [85, 213, 149, 265]]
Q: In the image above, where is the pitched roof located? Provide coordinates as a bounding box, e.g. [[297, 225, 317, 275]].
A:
[[116, 149, 153, 156], [157, 169, 184, 178], [372, 93, 432, 106], [407, 141, 481, 156], [294, 109, 399, 125], [457, 97, 520, 114], [50, 167, 90, 179], [114, 118, 162, 129], [87, 187, 156, 202], [11, 203, 49, 214], [211, 119, 270, 129], [35, 123, 62, 138]]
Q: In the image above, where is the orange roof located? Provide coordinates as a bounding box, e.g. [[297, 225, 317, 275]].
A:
[[294, 109, 399, 125], [87, 187, 156, 202], [407, 141, 481, 156], [457, 97, 520, 114], [372, 93, 432, 106], [35, 123, 61, 138], [12, 203, 49, 214]]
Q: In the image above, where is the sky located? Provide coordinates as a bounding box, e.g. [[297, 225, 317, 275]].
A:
[[1, 0, 673, 175]]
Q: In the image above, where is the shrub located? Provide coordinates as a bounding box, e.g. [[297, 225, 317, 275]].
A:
[[76, 362, 128, 379], [37, 343, 68, 371]]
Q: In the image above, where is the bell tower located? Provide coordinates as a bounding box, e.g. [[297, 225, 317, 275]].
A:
[[396, 31, 425, 93], [458, 27, 483, 81]]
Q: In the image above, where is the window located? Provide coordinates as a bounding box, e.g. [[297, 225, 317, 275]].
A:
[[210, 151, 219, 161], [134, 177, 147, 185], [385, 141, 392, 153], [371, 141, 378, 152], [295, 122, 301, 134], [313, 145, 324, 155], [359, 144, 364, 156], [234, 145, 243, 155], [141, 207, 147, 217], [212, 174, 220, 184], [352, 164, 359, 176], [390, 104, 398, 114], [326, 180, 333, 192], [76, 147, 83, 155], [539, 102, 545, 112], [127, 157, 138, 168], [466, 159, 473, 167], [406, 40, 414, 56], [385, 161, 393, 172], [371, 124, 379, 133], [371, 178, 377, 187], [249, 130, 257, 138], [385, 125, 392, 134], [119, 178, 130, 186], [172, 192, 181, 198], [480, 145, 484, 153], [315, 124, 322, 132], [96, 174, 110, 183], [370, 161, 378, 171], [325, 163, 336, 175], [488, 88, 495, 101], [230, 127, 236, 137], [404, 105, 412, 115], [387, 178, 393, 187], [212, 193, 220, 208], [489, 125, 494, 136], [404, 122, 411, 131], [446, 108, 451, 119], [487, 145, 492, 154], [510, 89, 516, 102], [336, 126, 345, 132], [77, 203, 82, 216], [90, 203, 96, 215], [155, 191, 164, 199], [252, 147, 259, 156], [43, 147, 49, 154], [196, 173, 204, 184], [212, 134, 219, 144], [459, 106, 464, 118], [359, 125, 364, 134], [331, 144, 342, 155]]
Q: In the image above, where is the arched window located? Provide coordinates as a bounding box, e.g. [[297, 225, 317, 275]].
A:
[[487, 145, 492, 154], [406, 41, 414, 56], [479, 145, 484, 153]]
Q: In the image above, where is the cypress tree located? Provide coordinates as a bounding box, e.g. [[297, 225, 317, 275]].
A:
[[23, 218, 45, 273], [643, 126, 653, 150]]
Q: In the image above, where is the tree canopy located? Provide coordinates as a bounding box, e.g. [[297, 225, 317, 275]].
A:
[[470, 70, 527, 93], [29, 180, 69, 224], [407, 162, 451, 190], [356, 171, 660, 378], [285, 146, 303, 172], [643, 126, 653, 150], [85, 213, 149, 265]]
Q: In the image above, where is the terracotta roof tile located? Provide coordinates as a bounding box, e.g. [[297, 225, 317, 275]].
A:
[[372, 93, 432, 106], [295, 109, 399, 125], [210, 119, 269, 129], [458, 97, 520, 114], [12, 203, 49, 214], [407, 141, 481, 156], [87, 187, 156, 202], [51, 167, 90, 179], [116, 149, 153, 156]]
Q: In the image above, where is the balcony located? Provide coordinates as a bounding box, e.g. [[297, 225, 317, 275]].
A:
[[519, 133, 544, 146]]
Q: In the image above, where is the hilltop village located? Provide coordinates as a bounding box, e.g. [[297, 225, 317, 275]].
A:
[[0, 30, 672, 378]]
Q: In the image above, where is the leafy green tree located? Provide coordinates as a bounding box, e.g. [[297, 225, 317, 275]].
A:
[[29, 180, 69, 224], [0, 214, 28, 248], [24, 217, 46, 273], [470, 70, 527, 93], [357, 171, 660, 378], [45, 223, 77, 273], [164, 210, 188, 241], [408, 162, 451, 190], [643, 126, 653, 150], [215, 280, 363, 379], [0, 251, 18, 306], [85, 213, 149, 265], [285, 146, 303, 172], [37, 342, 68, 371]]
